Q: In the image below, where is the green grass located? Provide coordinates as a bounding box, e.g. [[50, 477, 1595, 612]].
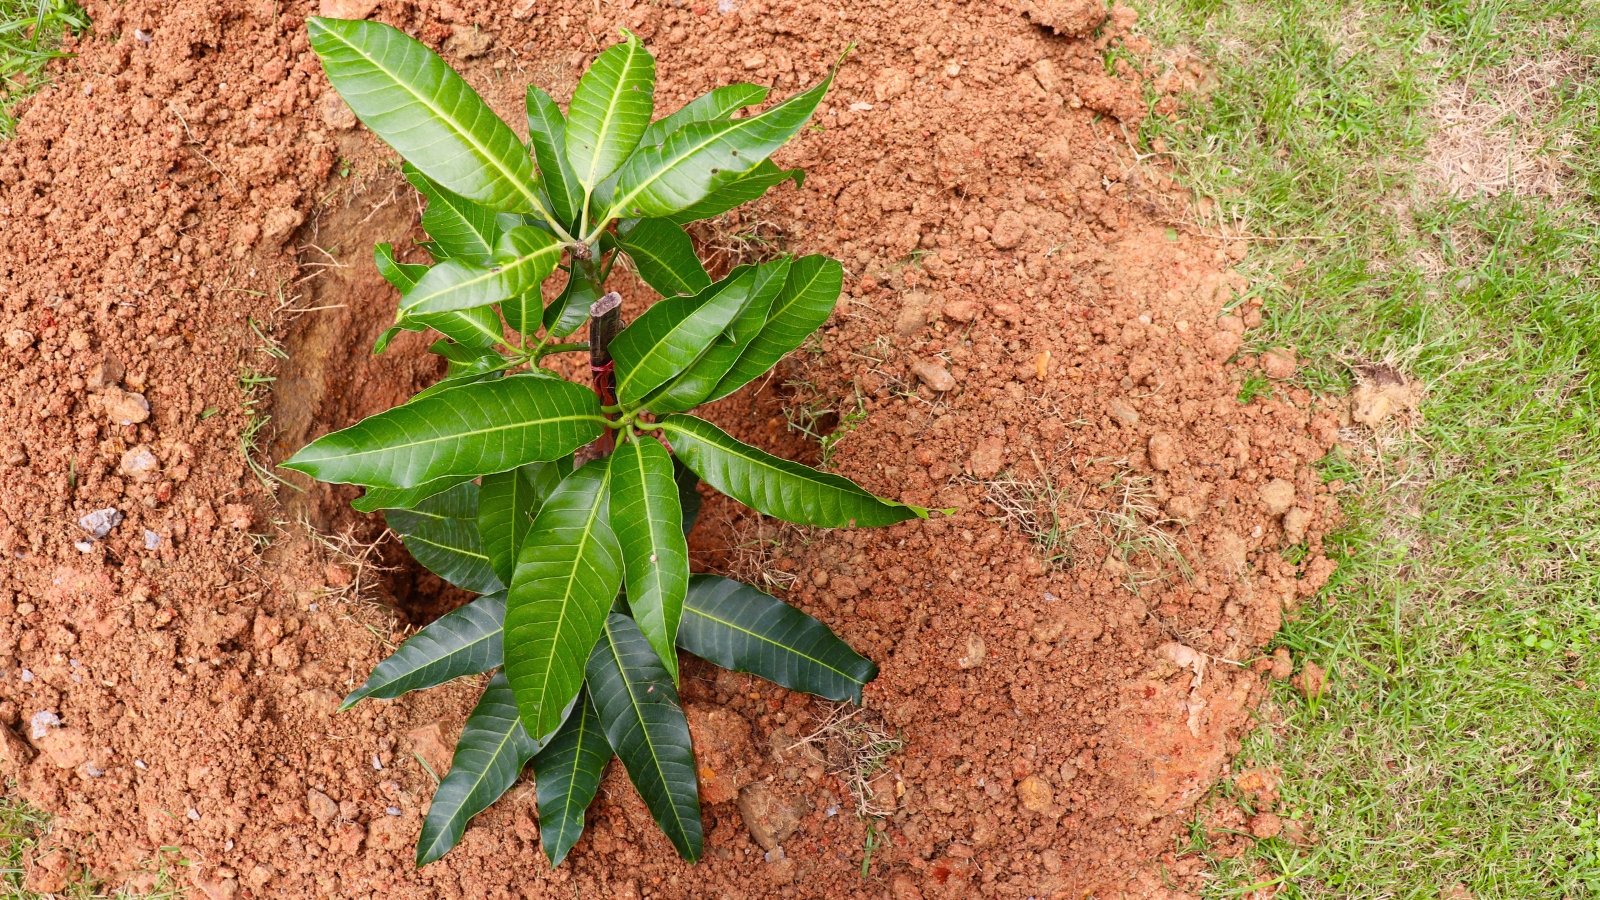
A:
[[0, 793, 180, 898], [0, 0, 87, 138], [1134, 0, 1600, 895]]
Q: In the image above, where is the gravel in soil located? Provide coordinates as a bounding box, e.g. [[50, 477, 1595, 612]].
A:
[[0, 0, 1340, 897]]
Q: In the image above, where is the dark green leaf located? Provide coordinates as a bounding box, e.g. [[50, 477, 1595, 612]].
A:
[[542, 265, 605, 338], [646, 258, 789, 412], [284, 375, 605, 488], [375, 243, 504, 352], [404, 163, 502, 264], [663, 160, 804, 226], [525, 86, 585, 230], [658, 414, 928, 527], [478, 468, 538, 585], [353, 475, 475, 513], [610, 268, 757, 406], [680, 575, 876, 703], [533, 691, 611, 867], [307, 18, 540, 213], [504, 460, 624, 741], [609, 438, 688, 680], [342, 592, 506, 710], [416, 672, 551, 865], [636, 83, 770, 150], [673, 456, 703, 537], [600, 72, 831, 220], [410, 341, 517, 402], [586, 613, 702, 860], [402, 226, 564, 317], [617, 218, 711, 298], [384, 482, 501, 592], [709, 255, 842, 401], [565, 31, 655, 193]]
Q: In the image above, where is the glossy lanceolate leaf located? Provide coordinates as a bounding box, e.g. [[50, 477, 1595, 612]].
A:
[[308, 17, 540, 213], [565, 31, 655, 193], [353, 474, 474, 513], [636, 83, 769, 150], [543, 264, 605, 338], [416, 673, 548, 866], [504, 460, 624, 741], [478, 467, 539, 585], [586, 614, 702, 860], [609, 269, 756, 406], [384, 482, 501, 592], [283, 375, 604, 488], [532, 691, 611, 867], [646, 258, 789, 413], [402, 226, 564, 317], [663, 159, 804, 225], [709, 254, 843, 401], [525, 86, 585, 230], [609, 439, 688, 680], [658, 415, 929, 527], [404, 164, 503, 264], [617, 217, 711, 298], [375, 243, 503, 352], [341, 591, 506, 710], [680, 575, 876, 703], [600, 71, 831, 220]]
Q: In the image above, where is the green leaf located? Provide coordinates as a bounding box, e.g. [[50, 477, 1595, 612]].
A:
[[609, 439, 688, 681], [416, 672, 551, 866], [565, 31, 655, 193], [543, 265, 605, 338], [679, 575, 876, 703], [658, 414, 928, 527], [636, 83, 770, 151], [307, 18, 540, 213], [342, 592, 506, 710], [586, 613, 702, 860], [610, 269, 758, 405], [284, 375, 605, 488], [404, 163, 502, 264], [709, 255, 842, 401], [375, 243, 504, 352], [617, 218, 711, 298], [384, 482, 502, 593], [402, 226, 564, 317], [663, 160, 804, 226], [647, 257, 790, 413], [525, 86, 586, 230], [353, 475, 474, 513], [504, 460, 624, 741], [600, 72, 831, 220], [532, 691, 611, 867], [673, 456, 703, 537], [410, 341, 517, 402], [478, 468, 538, 586]]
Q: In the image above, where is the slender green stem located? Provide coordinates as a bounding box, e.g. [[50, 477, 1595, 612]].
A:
[[533, 341, 590, 361]]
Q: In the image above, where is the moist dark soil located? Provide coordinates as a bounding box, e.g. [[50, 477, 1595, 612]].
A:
[[0, 0, 1340, 896]]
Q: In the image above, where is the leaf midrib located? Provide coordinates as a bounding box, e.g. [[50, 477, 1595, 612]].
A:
[[530, 467, 612, 729], [306, 412, 606, 466], [684, 605, 863, 685], [420, 703, 523, 861], [319, 23, 541, 212], [603, 621, 691, 843]]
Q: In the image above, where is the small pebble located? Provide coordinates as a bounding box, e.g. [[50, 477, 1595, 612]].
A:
[[371, 754, 383, 770], [20, 669, 34, 683], [29, 710, 60, 740], [187, 808, 201, 821], [144, 530, 160, 550], [77, 507, 123, 539], [911, 359, 957, 392], [74, 540, 94, 553], [386, 806, 402, 817], [134, 28, 152, 44], [85, 764, 105, 778], [135, 758, 148, 770]]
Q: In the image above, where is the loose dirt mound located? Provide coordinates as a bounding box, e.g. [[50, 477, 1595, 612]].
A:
[[0, 0, 1339, 897]]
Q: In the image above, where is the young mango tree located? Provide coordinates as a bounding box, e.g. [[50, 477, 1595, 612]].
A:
[[284, 18, 933, 867]]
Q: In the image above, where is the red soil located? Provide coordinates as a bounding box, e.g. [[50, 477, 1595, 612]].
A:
[[0, 0, 1339, 896]]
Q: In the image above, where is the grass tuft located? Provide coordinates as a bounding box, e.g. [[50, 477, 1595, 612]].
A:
[[1135, 0, 1600, 894], [0, 0, 87, 138]]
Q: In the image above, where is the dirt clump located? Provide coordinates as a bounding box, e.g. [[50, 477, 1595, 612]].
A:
[[0, 0, 1340, 897]]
